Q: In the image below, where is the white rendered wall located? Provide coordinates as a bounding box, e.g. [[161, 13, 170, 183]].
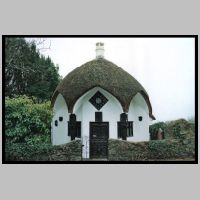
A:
[[128, 93, 151, 142], [73, 87, 123, 158], [52, 89, 151, 154], [51, 93, 70, 145]]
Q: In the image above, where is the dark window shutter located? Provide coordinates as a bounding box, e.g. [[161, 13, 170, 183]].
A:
[[68, 121, 81, 138], [118, 122, 127, 140], [117, 122, 122, 138], [68, 122, 71, 136], [68, 122, 76, 140], [127, 121, 133, 137], [76, 122, 81, 138]]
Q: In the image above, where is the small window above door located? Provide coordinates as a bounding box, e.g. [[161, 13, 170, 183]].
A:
[[95, 112, 102, 122]]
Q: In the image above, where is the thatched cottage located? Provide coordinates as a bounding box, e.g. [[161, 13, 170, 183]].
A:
[[51, 42, 155, 159]]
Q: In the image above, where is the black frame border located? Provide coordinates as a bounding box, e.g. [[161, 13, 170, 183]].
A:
[[2, 35, 198, 164]]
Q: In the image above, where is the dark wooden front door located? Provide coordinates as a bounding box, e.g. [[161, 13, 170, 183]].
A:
[[90, 122, 109, 159]]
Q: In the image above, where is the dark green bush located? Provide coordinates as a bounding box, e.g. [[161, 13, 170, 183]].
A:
[[165, 119, 194, 140], [5, 142, 53, 161], [5, 95, 52, 143], [149, 122, 167, 140], [148, 139, 195, 159]]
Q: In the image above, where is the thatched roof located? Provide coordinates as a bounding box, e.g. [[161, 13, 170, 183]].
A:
[[51, 58, 155, 119]]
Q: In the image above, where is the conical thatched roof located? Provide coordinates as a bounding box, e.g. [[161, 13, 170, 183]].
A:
[[51, 58, 155, 119]]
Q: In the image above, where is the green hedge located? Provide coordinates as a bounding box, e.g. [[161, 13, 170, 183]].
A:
[[5, 95, 52, 143], [5, 142, 52, 161]]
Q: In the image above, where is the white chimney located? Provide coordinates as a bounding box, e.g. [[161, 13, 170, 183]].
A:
[[96, 42, 104, 59]]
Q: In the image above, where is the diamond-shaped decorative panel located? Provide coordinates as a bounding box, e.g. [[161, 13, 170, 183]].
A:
[[89, 91, 108, 110]]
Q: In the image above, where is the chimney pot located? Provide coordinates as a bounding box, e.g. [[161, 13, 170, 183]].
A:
[[96, 42, 104, 58]]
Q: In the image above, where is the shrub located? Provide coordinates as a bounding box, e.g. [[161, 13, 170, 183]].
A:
[[148, 138, 195, 159], [149, 122, 167, 140], [165, 119, 194, 140], [5, 142, 53, 161], [5, 95, 52, 143]]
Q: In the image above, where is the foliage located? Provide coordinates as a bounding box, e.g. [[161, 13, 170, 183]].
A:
[[5, 37, 61, 101], [5, 142, 53, 161], [149, 122, 167, 140], [5, 140, 82, 161], [6, 137, 195, 161], [108, 139, 149, 161], [148, 138, 195, 159], [164, 119, 194, 140], [150, 118, 194, 140], [24, 135, 51, 145], [5, 95, 52, 143], [108, 138, 195, 161]]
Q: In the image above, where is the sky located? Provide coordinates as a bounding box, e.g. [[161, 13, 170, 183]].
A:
[[31, 37, 195, 123]]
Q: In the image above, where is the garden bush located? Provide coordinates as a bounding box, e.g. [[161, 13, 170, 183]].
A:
[[149, 119, 194, 141], [5, 142, 53, 161], [165, 118, 194, 140], [149, 122, 167, 140], [148, 138, 195, 159], [5, 95, 52, 143]]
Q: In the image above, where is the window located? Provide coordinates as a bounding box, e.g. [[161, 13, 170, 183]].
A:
[[89, 91, 108, 110], [95, 112, 102, 122], [127, 121, 133, 137], [117, 121, 133, 138]]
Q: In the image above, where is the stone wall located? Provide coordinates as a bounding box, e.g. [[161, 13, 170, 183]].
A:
[[108, 138, 195, 161], [6, 139, 82, 161], [6, 138, 195, 162], [47, 140, 82, 161], [108, 139, 149, 161]]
